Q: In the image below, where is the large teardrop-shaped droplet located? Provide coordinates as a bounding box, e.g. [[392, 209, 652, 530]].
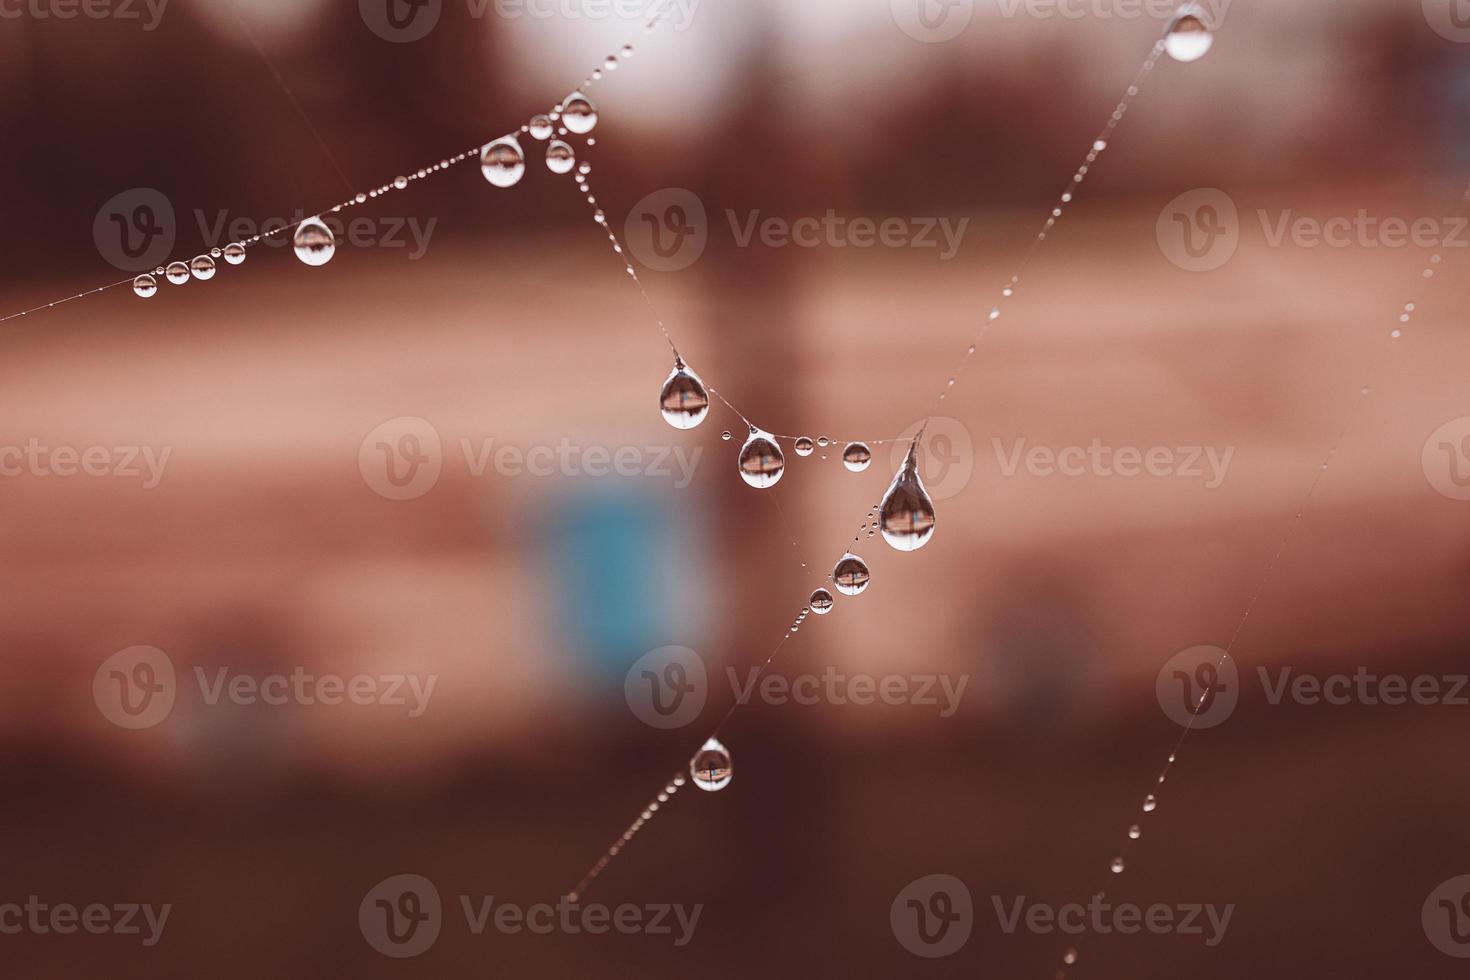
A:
[[738, 428, 785, 489], [561, 91, 598, 134], [293, 217, 336, 267], [1164, 4, 1213, 62], [832, 552, 870, 596], [481, 135, 526, 188], [659, 359, 709, 430], [690, 737, 732, 791], [809, 588, 834, 615], [879, 445, 937, 552]]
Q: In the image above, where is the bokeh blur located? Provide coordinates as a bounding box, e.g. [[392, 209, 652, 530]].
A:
[[3, 0, 1470, 975]]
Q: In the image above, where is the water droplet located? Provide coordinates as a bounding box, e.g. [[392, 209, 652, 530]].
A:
[[841, 442, 872, 472], [833, 552, 870, 596], [481, 136, 526, 188], [880, 446, 937, 552], [528, 114, 553, 140], [293, 217, 336, 267], [132, 274, 157, 298], [223, 242, 246, 265], [794, 437, 815, 457], [1128, 824, 1141, 839], [738, 429, 785, 489], [1164, 4, 1214, 62], [809, 588, 834, 615], [1142, 795, 1157, 812], [659, 359, 709, 430], [546, 139, 576, 175], [190, 255, 216, 281], [561, 91, 598, 134], [1110, 857, 1125, 874], [721, 430, 732, 442], [165, 262, 190, 285], [1063, 949, 1078, 965], [690, 738, 732, 791]]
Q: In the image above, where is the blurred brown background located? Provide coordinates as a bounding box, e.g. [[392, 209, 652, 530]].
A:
[[2, 0, 1470, 976]]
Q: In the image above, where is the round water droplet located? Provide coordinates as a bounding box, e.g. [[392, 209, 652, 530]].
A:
[[809, 588, 834, 615], [833, 552, 870, 596], [1165, 4, 1214, 62], [1128, 824, 1141, 839], [561, 91, 598, 134], [223, 242, 246, 265], [721, 430, 732, 442], [1064, 949, 1078, 965], [880, 447, 937, 552], [528, 114, 553, 140], [690, 737, 732, 791], [842, 442, 872, 472], [132, 274, 157, 298], [1142, 794, 1157, 812], [659, 360, 709, 430], [738, 429, 785, 489], [190, 255, 216, 280], [209, 247, 222, 259], [816, 437, 829, 448], [481, 136, 526, 188], [546, 139, 576, 175], [292, 217, 336, 267], [393, 175, 409, 190], [794, 437, 815, 457], [165, 262, 190, 285], [1110, 857, 1125, 873]]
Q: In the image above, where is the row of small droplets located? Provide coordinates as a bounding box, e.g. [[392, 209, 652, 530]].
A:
[[565, 769, 688, 904]]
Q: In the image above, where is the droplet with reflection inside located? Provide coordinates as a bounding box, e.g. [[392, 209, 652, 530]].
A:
[[879, 445, 937, 552], [292, 217, 336, 267], [546, 139, 576, 174], [833, 552, 870, 596], [1164, 4, 1214, 62], [222, 242, 246, 265], [164, 262, 189, 285], [690, 738, 732, 791], [795, 437, 815, 457], [190, 255, 216, 280], [809, 588, 834, 615], [738, 428, 785, 489], [481, 136, 526, 188], [842, 442, 872, 472], [561, 91, 598, 134], [132, 274, 157, 298], [659, 359, 709, 430]]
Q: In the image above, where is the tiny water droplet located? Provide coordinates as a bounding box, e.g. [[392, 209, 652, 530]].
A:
[[546, 139, 576, 175], [842, 442, 872, 472], [721, 430, 732, 442], [690, 738, 732, 791], [880, 446, 937, 552], [190, 255, 216, 280], [481, 136, 526, 188], [165, 262, 190, 285], [1110, 857, 1125, 873], [1165, 4, 1214, 62], [795, 437, 815, 457], [833, 552, 870, 596], [1063, 949, 1078, 965], [809, 588, 834, 615], [132, 274, 157, 298], [293, 217, 336, 267], [1142, 795, 1157, 812], [659, 360, 709, 430], [738, 429, 785, 489], [223, 242, 246, 265], [1128, 824, 1141, 839], [561, 91, 598, 134]]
